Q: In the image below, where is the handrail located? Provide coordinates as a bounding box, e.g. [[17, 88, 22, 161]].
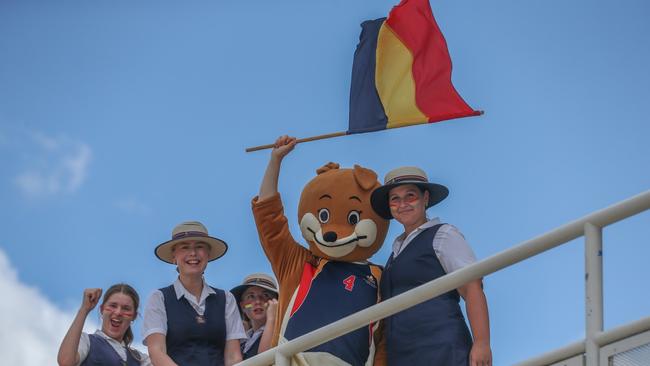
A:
[[237, 189, 650, 366], [513, 317, 650, 366]]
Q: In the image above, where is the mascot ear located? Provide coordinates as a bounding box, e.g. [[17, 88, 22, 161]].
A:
[[316, 162, 340, 175], [353, 164, 378, 191]]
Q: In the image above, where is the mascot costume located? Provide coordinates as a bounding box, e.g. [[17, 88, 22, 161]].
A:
[[252, 136, 389, 366]]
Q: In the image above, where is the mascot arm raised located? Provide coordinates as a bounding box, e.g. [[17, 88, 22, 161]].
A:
[[253, 135, 312, 286], [258, 135, 295, 202], [252, 193, 313, 285]]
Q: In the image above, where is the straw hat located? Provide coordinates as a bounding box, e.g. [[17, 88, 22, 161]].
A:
[[154, 221, 228, 264], [370, 166, 448, 220], [230, 273, 279, 302]]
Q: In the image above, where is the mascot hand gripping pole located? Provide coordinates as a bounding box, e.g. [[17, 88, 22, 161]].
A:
[[252, 136, 389, 366]]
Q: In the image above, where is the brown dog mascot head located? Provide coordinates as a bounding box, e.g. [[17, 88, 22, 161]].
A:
[[298, 162, 389, 262]]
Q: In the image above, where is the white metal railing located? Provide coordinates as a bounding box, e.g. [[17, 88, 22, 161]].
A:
[[515, 317, 650, 366], [237, 190, 650, 366]]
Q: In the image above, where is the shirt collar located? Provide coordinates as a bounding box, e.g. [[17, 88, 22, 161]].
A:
[[172, 277, 215, 302], [392, 217, 441, 251], [246, 325, 266, 338], [243, 325, 266, 353], [420, 217, 441, 229], [94, 329, 126, 347]]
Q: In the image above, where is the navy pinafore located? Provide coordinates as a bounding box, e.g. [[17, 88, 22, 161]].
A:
[[80, 333, 140, 366], [380, 224, 472, 366], [160, 285, 226, 366], [242, 334, 262, 360]]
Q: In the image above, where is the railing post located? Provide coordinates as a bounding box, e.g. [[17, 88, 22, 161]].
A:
[[585, 222, 603, 366], [275, 350, 290, 366]]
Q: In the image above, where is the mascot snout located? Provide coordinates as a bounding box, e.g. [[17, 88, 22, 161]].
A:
[[300, 213, 378, 258]]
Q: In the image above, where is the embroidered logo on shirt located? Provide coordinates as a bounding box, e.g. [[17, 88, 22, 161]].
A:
[[363, 275, 377, 289]]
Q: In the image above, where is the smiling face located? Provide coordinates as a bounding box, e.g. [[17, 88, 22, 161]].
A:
[[298, 165, 389, 262], [172, 240, 210, 276], [100, 292, 136, 342], [388, 184, 429, 229]]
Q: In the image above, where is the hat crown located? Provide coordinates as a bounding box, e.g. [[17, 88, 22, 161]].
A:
[[384, 166, 429, 185], [172, 221, 209, 238], [242, 273, 278, 291]]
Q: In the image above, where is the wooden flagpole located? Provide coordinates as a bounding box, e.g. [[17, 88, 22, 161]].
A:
[[244, 111, 483, 152], [245, 131, 347, 152]]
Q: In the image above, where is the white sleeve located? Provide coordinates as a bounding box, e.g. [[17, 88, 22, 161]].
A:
[[432, 224, 477, 274], [142, 290, 167, 342], [224, 291, 247, 340], [75, 332, 90, 366]]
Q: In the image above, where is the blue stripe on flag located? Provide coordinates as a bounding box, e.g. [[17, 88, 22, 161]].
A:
[[348, 18, 388, 134]]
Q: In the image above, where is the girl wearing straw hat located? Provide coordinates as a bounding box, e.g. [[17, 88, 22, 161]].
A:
[[230, 273, 279, 360], [370, 167, 492, 366], [57, 283, 151, 366], [142, 221, 246, 366]]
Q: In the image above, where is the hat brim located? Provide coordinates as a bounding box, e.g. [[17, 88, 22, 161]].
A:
[[154, 236, 228, 264], [230, 283, 279, 304], [370, 181, 449, 220]]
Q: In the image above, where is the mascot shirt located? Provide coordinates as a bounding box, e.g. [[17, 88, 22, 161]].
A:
[[284, 260, 380, 366]]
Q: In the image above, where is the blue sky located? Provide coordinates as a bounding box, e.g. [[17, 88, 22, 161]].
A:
[[1, 0, 650, 364]]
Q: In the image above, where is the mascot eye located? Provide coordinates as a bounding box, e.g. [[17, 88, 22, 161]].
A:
[[347, 210, 361, 225], [318, 208, 330, 223]]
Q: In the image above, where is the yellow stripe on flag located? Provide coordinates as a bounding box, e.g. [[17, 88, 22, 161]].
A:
[[375, 24, 427, 128]]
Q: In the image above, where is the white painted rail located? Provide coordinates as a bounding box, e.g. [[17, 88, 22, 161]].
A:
[[236, 190, 650, 366]]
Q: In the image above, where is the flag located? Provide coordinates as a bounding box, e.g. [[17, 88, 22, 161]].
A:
[[348, 0, 481, 134]]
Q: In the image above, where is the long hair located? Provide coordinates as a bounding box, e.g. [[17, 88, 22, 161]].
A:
[[101, 283, 139, 348]]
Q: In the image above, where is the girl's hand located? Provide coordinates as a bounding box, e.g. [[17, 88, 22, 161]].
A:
[[469, 340, 492, 366], [81, 288, 102, 313], [265, 298, 279, 323]]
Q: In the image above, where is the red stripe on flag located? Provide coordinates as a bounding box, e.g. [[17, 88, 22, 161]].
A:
[[385, 0, 480, 122]]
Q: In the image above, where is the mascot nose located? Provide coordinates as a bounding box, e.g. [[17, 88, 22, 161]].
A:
[[322, 231, 338, 243]]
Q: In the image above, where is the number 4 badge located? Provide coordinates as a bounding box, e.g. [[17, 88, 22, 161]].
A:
[[343, 275, 356, 291]]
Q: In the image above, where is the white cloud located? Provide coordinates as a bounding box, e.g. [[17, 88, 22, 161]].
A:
[[115, 197, 152, 215], [32, 131, 62, 151], [0, 248, 97, 365], [13, 132, 92, 198], [62, 144, 92, 192]]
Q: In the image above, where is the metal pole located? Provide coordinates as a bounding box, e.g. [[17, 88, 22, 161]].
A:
[[594, 316, 650, 346], [512, 340, 585, 366], [585, 222, 603, 366], [275, 351, 290, 366]]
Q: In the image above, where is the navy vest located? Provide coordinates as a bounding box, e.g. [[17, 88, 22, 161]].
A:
[[284, 261, 379, 366], [380, 224, 472, 366], [160, 285, 226, 366], [80, 333, 140, 366], [242, 334, 261, 360]]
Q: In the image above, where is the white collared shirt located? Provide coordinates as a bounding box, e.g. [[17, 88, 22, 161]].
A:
[[391, 217, 477, 274], [77, 330, 151, 366], [142, 278, 246, 342], [242, 325, 265, 354]]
